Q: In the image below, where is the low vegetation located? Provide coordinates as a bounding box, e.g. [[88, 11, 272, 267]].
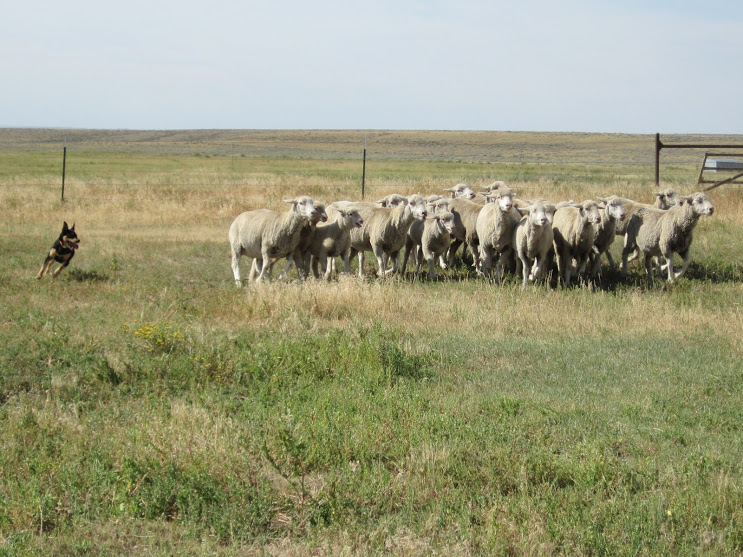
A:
[[1, 129, 742, 555]]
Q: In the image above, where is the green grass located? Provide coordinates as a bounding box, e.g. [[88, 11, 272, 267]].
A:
[[1, 129, 743, 555]]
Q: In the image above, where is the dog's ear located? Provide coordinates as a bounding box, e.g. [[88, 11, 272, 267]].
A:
[[62, 221, 69, 232], [70, 223, 75, 232]]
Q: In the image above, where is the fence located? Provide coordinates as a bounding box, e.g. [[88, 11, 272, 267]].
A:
[[654, 133, 743, 189]]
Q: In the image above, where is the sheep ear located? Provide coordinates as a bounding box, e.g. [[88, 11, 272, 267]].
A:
[[597, 197, 607, 203], [283, 198, 297, 205]]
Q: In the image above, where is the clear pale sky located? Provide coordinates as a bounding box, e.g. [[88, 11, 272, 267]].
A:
[[2, 0, 742, 133]]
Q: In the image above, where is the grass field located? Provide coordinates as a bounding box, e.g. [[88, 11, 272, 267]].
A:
[[1, 129, 743, 555]]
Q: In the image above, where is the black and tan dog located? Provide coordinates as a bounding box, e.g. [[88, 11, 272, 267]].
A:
[[36, 221, 80, 279]]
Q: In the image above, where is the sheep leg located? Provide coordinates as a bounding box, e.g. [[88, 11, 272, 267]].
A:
[[231, 252, 243, 285], [278, 258, 293, 281], [604, 249, 616, 269], [495, 248, 511, 283], [256, 254, 273, 282], [392, 250, 402, 274], [479, 246, 492, 277], [531, 256, 543, 281], [555, 249, 568, 285], [590, 248, 602, 278], [468, 241, 481, 270], [415, 246, 424, 275], [401, 239, 414, 275], [519, 255, 530, 286], [371, 244, 387, 278], [642, 254, 654, 280], [248, 258, 260, 281], [311, 254, 321, 279], [355, 249, 365, 278], [673, 249, 693, 281], [423, 248, 437, 279], [447, 239, 463, 267]]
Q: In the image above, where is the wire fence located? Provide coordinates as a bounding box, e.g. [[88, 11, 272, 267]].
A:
[[0, 131, 716, 200]]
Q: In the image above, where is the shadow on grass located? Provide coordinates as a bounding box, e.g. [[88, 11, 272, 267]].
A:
[[399, 257, 742, 291], [66, 268, 111, 282]]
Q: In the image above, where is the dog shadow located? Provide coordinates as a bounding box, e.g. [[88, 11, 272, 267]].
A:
[[66, 268, 111, 282]]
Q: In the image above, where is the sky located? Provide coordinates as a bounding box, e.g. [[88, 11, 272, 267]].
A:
[[2, 0, 743, 133]]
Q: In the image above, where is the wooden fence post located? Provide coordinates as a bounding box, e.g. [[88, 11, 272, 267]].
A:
[[361, 137, 367, 200], [61, 139, 67, 202]]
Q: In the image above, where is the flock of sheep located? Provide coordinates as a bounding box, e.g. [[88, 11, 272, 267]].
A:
[[228, 181, 715, 287]]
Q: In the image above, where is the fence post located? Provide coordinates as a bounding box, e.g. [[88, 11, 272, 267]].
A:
[[61, 138, 67, 202], [361, 137, 367, 200], [654, 133, 661, 186]]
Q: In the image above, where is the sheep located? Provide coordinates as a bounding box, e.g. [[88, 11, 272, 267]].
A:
[[309, 206, 365, 280], [589, 196, 626, 277], [612, 189, 683, 269], [349, 194, 428, 278], [444, 183, 475, 200], [445, 197, 485, 269], [401, 211, 457, 279], [621, 191, 714, 283], [551, 200, 602, 286], [614, 188, 681, 237], [229, 196, 320, 285], [511, 201, 557, 286], [475, 186, 520, 280], [324, 195, 407, 275], [271, 202, 328, 280]]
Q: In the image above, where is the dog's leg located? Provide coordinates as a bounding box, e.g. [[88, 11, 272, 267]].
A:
[[52, 260, 70, 278], [36, 257, 54, 279]]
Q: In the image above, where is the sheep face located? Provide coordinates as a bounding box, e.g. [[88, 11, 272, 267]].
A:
[[437, 212, 456, 235], [312, 203, 329, 224], [408, 195, 428, 220], [345, 209, 364, 229], [377, 194, 407, 208], [526, 203, 554, 227], [578, 200, 602, 225], [425, 194, 443, 211], [284, 196, 318, 220], [685, 192, 714, 217], [599, 197, 626, 222], [495, 190, 514, 213], [486, 180, 507, 192], [445, 183, 475, 200], [654, 189, 681, 209]]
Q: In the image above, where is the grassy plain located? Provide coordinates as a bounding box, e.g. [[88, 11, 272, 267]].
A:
[[1, 129, 743, 555]]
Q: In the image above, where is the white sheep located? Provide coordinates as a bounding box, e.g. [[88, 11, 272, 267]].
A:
[[444, 183, 476, 200], [229, 196, 320, 285], [613, 189, 683, 269], [551, 200, 602, 286], [475, 186, 520, 280], [401, 211, 456, 279], [349, 194, 428, 277], [512, 201, 557, 286], [309, 206, 365, 280], [621, 191, 714, 282], [273, 202, 328, 280], [445, 198, 485, 269], [589, 196, 626, 277], [614, 189, 681, 237]]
